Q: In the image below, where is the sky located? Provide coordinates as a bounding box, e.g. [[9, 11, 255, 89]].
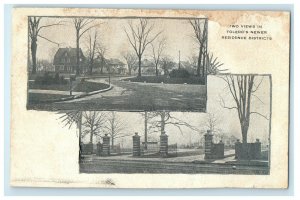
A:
[[34, 17, 201, 63]]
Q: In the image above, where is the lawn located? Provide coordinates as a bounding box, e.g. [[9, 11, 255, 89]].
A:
[[28, 93, 71, 103], [28, 80, 110, 93], [123, 75, 205, 85]]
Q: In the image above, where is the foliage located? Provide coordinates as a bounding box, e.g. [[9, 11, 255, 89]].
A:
[[206, 53, 228, 75], [123, 75, 205, 85], [169, 69, 190, 78], [34, 72, 68, 85]]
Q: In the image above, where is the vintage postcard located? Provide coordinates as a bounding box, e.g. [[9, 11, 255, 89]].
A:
[[10, 8, 290, 188]]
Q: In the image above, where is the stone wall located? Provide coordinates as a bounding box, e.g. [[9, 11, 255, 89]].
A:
[[204, 130, 225, 159], [80, 143, 93, 155], [235, 139, 261, 160]]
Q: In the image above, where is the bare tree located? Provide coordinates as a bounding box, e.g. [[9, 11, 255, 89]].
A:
[[82, 111, 107, 144], [148, 111, 200, 136], [160, 56, 176, 75], [139, 111, 156, 149], [188, 54, 198, 74], [204, 113, 219, 134], [124, 19, 162, 77], [189, 19, 208, 77], [96, 43, 107, 74], [104, 112, 130, 147], [150, 37, 166, 76], [73, 18, 100, 75], [220, 75, 269, 143], [28, 17, 63, 74], [85, 28, 99, 75], [122, 52, 137, 75]]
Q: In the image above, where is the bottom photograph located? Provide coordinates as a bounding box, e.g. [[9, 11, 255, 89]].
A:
[[59, 75, 271, 175]]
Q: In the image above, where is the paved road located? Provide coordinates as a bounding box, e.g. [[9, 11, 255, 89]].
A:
[[79, 159, 269, 174], [44, 77, 207, 111]]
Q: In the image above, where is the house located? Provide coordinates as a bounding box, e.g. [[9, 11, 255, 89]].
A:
[[178, 61, 196, 75], [53, 47, 86, 73], [133, 59, 156, 75], [105, 58, 126, 75]]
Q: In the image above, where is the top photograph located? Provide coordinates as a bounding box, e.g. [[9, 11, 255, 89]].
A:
[[26, 16, 211, 112]]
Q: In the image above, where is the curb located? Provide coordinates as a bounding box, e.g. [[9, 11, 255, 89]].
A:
[[32, 85, 113, 103]]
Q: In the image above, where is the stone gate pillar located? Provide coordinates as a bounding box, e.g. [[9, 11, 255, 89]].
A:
[[160, 131, 168, 157], [235, 139, 242, 159], [96, 141, 102, 156], [102, 134, 110, 156], [204, 130, 213, 159], [132, 132, 141, 157]]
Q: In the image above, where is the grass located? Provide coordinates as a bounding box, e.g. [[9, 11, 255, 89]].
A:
[[28, 80, 110, 93], [28, 93, 71, 103], [123, 75, 205, 85], [73, 81, 109, 93], [28, 81, 71, 91]]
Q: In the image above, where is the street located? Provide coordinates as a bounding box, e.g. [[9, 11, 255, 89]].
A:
[[79, 159, 269, 174], [39, 77, 207, 111]]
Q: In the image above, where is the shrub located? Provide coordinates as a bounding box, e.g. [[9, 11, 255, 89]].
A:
[[169, 69, 190, 78], [60, 75, 67, 84], [54, 72, 60, 83], [34, 72, 68, 85]]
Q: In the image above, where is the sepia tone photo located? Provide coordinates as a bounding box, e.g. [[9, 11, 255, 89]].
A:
[[58, 75, 271, 174], [27, 16, 209, 112], [10, 8, 290, 188]]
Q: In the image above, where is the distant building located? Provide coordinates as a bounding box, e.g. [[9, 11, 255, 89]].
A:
[[133, 59, 156, 75], [178, 61, 196, 75], [36, 59, 55, 72], [105, 58, 126, 75], [53, 47, 86, 73]]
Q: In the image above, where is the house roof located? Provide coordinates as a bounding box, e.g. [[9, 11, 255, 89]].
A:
[[134, 59, 154, 68], [53, 48, 85, 65], [106, 58, 125, 66]]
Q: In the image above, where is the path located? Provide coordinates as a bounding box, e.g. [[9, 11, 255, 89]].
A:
[[49, 77, 207, 111]]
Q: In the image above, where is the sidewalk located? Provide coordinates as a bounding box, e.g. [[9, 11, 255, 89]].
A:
[[83, 149, 236, 164], [29, 89, 83, 96]]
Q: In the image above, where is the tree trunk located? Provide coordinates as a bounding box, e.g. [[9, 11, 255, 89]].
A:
[[202, 50, 206, 77], [155, 63, 158, 76], [241, 120, 249, 144], [111, 117, 115, 147], [89, 127, 93, 144], [78, 112, 83, 161], [76, 30, 80, 75], [160, 112, 165, 135], [100, 58, 104, 74], [197, 44, 203, 77], [138, 56, 142, 77], [242, 128, 248, 144], [128, 65, 132, 75], [89, 60, 94, 75], [31, 38, 37, 74]]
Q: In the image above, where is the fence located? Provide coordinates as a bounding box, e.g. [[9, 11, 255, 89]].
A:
[[141, 142, 160, 156], [168, 143, 178, 157], [110, 144, 121, 155]]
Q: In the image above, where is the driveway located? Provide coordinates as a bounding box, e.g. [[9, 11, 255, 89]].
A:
[[33, 77, 207, 111]]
